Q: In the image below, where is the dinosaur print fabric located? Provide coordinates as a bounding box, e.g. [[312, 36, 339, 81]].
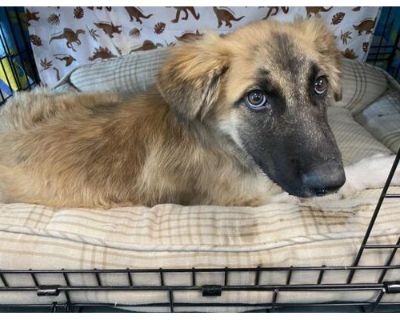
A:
[[26, 6, 380, 86]]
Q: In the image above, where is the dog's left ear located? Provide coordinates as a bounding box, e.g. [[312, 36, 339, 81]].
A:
[[299, 18, 343, 101], [157, 34, 230, 121]]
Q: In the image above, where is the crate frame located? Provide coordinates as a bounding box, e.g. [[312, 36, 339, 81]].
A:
[[0, 7, 40, 106], [0, 6, 400, 313], [367, 7, 400, 80]]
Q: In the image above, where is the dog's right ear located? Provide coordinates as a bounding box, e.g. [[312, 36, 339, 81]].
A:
[[157, 34, 230, 121], [298, 18, 343, 102]]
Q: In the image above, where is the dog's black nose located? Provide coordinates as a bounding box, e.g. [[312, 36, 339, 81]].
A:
[[301, 161, 346, 197]]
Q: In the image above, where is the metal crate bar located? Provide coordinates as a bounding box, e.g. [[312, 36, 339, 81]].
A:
[[377, 237, 400, 283], [0, 7, 40, 106], [126, 268, 134, 286], [364, 244, 400, 249], [384, 194, 400, 198], [0, 282, 390, 292], [372, 7, 392, 64], [0, 272, 9, 287], [1, 264, 400, 275], [4, 8, 32, 90], [347, 148, 400, 283], [3, 301, 400, 312], [254, 266, 261, 285]]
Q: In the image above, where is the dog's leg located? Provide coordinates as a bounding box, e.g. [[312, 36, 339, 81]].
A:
[[265, 153, 400, 204], [269, 191, 300, 204], [339, 153, 400, 197], [203, 168, 285, 206]]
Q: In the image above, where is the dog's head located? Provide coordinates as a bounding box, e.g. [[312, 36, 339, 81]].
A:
[[157, 18, 345, 197]]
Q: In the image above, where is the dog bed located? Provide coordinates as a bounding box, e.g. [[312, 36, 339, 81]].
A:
[[1, 49, 400, 311]]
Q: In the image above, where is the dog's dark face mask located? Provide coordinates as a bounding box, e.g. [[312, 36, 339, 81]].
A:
[[231, 33, 345, 197], [236, 88, 345, 197]]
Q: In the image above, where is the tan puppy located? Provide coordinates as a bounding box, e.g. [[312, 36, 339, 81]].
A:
[[0, 19, 348, 208]]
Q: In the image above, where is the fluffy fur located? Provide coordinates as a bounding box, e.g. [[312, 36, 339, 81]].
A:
[[0, 18, 398, 208]]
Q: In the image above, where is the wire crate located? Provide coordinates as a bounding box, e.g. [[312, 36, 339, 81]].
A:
[[0, 7, 399, 313], [0, 7, 40, 106], [367, 7, 400, 80]]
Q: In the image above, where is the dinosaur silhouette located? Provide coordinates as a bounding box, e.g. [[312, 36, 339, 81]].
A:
[[306, 7, 332, 16], [53, 67, 60, 82], [87, 7, 112, 11], [175, 30, 203, 42], [130, 40, 163, 53], [89, 47, 117, 61], [171, 7, 200, 23], [263, 7, 289, 19], [94, 22, 122, 38], [125, 7, 153, 24], [213, 7, 244, 28], [353, 18, 376, 35], [25, 9, 40, 26], [54, 54, 76, 67], [49, 28, 85, 52]]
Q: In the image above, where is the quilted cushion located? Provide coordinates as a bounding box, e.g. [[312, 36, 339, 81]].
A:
[[328, 107, 392, 166], [332, 59, 388, 115], [1, 188, 400, 311], [54, 48, 169, 94], [355, 88, 400, 154]]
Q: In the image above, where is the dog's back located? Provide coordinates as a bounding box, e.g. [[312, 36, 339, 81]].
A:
[[0, 89, 150, 206]]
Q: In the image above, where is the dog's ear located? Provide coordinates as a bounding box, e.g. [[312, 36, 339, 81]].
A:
[[299, 18, 343, 101], [157, 34, 230, 121]]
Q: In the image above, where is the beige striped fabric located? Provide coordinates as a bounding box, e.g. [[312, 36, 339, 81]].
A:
[[332, 59, 388, 115], [0, 188, 399, 311], [355, 87, 400, 154], [328, 107, 391, 166], [53, 48, 170, 94], [52, 49, 389, 115]]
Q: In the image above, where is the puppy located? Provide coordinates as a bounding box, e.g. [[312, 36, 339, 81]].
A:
[[0, 19, 396, 208]]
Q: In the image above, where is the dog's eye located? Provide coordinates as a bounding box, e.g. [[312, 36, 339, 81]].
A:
[[314, 76, 328, 95], [245, 90, 268, 111]]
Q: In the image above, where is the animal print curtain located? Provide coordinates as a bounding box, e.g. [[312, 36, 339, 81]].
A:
[[26, 6, 381, 87]]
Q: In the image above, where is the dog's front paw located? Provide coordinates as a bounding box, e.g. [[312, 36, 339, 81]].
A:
[[269, 192, 300, 204], [341, 153, 400, 196]]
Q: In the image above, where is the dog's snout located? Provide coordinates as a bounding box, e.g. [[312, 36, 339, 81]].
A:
[[301, 161, 346, 197]]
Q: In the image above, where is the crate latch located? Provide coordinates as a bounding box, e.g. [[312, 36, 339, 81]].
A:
[[37, 285, 61, 296], [384, 281, 400, 294], [202, 285, 222, 297]]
